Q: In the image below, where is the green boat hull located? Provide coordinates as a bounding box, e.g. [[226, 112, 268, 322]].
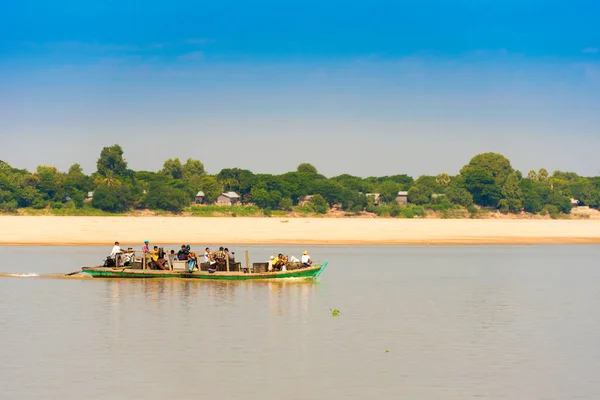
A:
[[81, 262, 328, 281]]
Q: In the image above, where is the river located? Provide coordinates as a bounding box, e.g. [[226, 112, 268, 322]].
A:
[[1, 244, 600, 399]]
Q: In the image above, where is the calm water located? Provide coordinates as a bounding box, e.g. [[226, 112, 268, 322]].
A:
[[2, 244, 600, 399]]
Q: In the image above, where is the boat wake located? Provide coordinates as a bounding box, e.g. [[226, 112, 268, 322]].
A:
[[0, 272, 91, 279], [0, 273, 40, 278]]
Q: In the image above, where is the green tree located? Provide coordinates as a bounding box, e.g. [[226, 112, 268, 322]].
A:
[[570, 178, 599, 208], [445, 186, 473, 207], [459, 153, 514, 207], [97, 144, 128, 178], [66, 163, 91, 189], [217, 168, 255, 201], [378, 180, 401, 203], [548, 192, 572, 213], [520, 179, 544, 213], [35, 166, 66, 202], [297, 163, 318, 174], [498, 173, 523, 213], [538, 168, 549, 182], [268, 190, 282, 209], [250, 188, 269, 208], [407, 185, 430, 205], [462, 152, 514, 182], [161, 158, 183, 179], [198, 176, 222, 204], [309, 193, 329, 214], [311, 180, 346, 206], [92, 184, 134, 212], [183, 159, 206, 179], [407, 176, 440, 205], [145, 182, 190, 212], [280, 197, 293, 211], [527, 170, 538, 181]]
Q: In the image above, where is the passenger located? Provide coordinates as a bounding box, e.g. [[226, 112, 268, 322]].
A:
[[268, 255, 275, 271], [151, 246, 168, 270], [177, 245, 189, 260], [142, 240, 152, 268], [123, 247, 135, 266], [301, 250, 312, 267], [224, 248, 235, 263], [110, 241, 123, 267], [211, 247, 227, 267], [186, 245, 199, 271], [272, 253, 286, 270], [168, 249, 176, 266], [203, 247, 211, 263]]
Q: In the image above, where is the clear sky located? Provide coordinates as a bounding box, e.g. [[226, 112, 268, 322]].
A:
[[1, 0, 599, 177]]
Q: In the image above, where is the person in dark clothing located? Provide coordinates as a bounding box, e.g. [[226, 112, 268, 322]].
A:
[[177, 245, 189, 260]]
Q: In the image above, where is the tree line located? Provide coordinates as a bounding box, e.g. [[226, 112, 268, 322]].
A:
[[0, 144, 598, 217]]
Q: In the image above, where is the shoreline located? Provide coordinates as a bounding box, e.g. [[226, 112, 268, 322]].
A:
[[1, 216, 600, 246]]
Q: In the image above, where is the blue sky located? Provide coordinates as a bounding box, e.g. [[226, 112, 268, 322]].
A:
[[1, 1, 599, 177]]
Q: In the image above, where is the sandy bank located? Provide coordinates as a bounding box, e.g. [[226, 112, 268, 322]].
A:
[[1, 216, 600, 246]]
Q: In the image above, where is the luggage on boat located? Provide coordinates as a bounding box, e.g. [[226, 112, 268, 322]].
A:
[[103, 256, 116, 268]]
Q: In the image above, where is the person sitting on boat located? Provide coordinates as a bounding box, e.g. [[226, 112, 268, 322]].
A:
[[210, 247, 227, 267], [110, 241, 123, 266], [186, 245, 199, 271], [123, 247, 135, 266], [177, 245, 190, 260], [142, 240, 152, 268], [150, 246, 169, 270], [301, 250, 312, 268], [168, 249, 177, 266], [204, 247, 211, 263], [224, 248, 235, 263], [272, 253, 287, 270]]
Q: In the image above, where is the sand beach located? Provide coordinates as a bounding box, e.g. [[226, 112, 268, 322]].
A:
[[1, 216, 600, 246]]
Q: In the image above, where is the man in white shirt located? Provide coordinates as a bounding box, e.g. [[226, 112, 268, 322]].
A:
[[110, 241, 123, 266], [301, 250, 312, 267]]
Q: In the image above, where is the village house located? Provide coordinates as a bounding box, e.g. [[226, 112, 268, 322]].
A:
[[570, 198, 580, 206], [395, 191, 408, 205], [194, 191, 205, 204], [216, 191, 241, 206]]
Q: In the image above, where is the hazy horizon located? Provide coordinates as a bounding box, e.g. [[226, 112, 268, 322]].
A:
[[1, 1, 599, 177]]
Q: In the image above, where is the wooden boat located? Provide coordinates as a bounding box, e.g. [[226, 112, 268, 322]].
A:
[[81, 262, 328, 280], [79, 249, 328, 281]]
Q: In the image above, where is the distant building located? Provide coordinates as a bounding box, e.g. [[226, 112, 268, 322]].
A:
[[395, 191, 408, 205], [570, 198, 580, 206], [195, 191, 205, 204], [366, 193, 381, 205], [216, 191, 240, 206]]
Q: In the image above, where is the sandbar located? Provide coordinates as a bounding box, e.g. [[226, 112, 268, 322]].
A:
[[1, 216, 600, 246]]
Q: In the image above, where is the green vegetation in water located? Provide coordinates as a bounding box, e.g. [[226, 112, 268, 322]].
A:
[[330, 308, 340, 316], [385, 349, 390, 353]]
